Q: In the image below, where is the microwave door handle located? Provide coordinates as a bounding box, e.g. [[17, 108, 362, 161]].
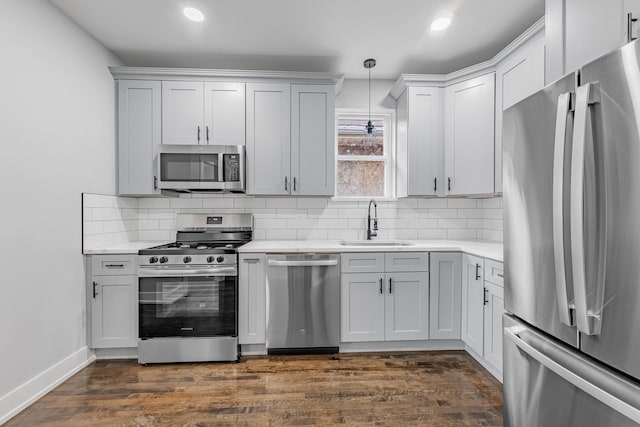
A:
[[218, 153, 224, 183], [571, 82, 604, 336], [552, 91, 574, 327]]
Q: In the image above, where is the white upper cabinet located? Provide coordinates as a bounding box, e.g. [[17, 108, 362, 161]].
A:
[[162, 81, 204, 144], [546, 0, 640, 83], [246, 83, 335, 196], [203, 82, 245, 145], [246, 82, 291, 195], [291, 84, 335, 196], [444, 73, 495, 196], [117, 80, 161, 196], [162, 81, 245, 145], [396, 86, 443, 197], [494, 29, 545, 192]]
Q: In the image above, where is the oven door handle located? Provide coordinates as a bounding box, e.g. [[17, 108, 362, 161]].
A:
[[138, 266, 237, 277]]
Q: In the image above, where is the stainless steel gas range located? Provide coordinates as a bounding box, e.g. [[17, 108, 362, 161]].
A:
[[137, 213, 252, 364]]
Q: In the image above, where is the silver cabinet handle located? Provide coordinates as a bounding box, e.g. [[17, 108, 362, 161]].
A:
[[379, 278, 383, 294], [571, 82, 604, 336], [267, 259, 338, 267], [497, 273, 504, 278], [475, 263, 481, 280], [284, 176, 288, 191], [483, 288, 489, 305], [92, 281, 99, 298], [293, 177, 297, 191], [433, 177, 437, 192], [206, 126, 210, 143], [153, 175, 158, 190], [243, 258, 260, 263], [389, 278, 392, 294], [628, 12, 638, 42], [105, 264, 124, 268], [197, 126, 201, 143], [448, 177, 451, 191], [504, 325, 640, 424], [552, 91, 574, 327]]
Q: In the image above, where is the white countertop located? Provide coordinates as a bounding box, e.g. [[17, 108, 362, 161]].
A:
[[83, 241, 170, 255], [238, 239, 503, 262]]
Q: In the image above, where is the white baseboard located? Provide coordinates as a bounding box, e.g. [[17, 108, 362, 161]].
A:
[[340, 340, 465, 353], [95, 347, 138, 360], [0, 346, 95, 425], [464, 345, 503, 383], [240, 344, 267, 356]]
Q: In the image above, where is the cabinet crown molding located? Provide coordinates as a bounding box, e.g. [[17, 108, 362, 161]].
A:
[[389, 17, 544, 99], [109, 67, 344, 92]]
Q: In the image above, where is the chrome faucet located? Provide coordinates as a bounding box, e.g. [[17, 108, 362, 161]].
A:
[[367, 199, 378, 240]]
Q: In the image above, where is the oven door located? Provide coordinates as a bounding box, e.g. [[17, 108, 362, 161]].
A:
[[139, 275, 237, 338]]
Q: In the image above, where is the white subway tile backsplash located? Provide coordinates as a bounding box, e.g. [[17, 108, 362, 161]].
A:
[[83, 193, 504, 252], [447, 199, 477, 209], [202, 198, 235, 209], [265, 198, 298, 209], [266, 229, 297, 240]]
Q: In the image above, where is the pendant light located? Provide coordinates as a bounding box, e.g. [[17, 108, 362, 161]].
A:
[[364, 58, 376, 136]]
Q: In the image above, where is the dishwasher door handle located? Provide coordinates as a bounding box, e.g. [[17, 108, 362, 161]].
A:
[[267, 259, 339, 267]]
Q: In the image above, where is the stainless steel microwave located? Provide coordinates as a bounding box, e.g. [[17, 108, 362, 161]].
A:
[[157, 144, 245, 192]]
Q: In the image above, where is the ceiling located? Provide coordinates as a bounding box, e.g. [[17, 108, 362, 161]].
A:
[[49, 0, 544, 79]]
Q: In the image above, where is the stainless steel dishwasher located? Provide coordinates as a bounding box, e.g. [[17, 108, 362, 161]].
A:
[[266, 253, 340, 354]]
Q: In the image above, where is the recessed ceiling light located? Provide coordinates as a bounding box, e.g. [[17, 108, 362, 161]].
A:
[[430, 17, 451, 32], [183, 7, 205, 22]]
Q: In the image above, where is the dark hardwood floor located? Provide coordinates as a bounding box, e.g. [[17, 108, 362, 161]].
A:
[[6, 351, 503, 426]]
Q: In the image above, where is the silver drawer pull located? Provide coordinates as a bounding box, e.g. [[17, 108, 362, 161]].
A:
[[497, 273, 504, 278], [105, 263, 124, 268]]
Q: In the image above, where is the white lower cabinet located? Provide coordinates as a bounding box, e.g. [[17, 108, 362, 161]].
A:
[[340, 253, 429, 343], [461, 254, 485, 355], [462, 255, 505, 377], [88, 255, 138, 349], [238, 253, 266, 344], [429, 253, 462, 339]]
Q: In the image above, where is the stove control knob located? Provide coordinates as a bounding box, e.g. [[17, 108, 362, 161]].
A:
[[216, 256, 225, 263], [183, 256, 192, 264], [206, 256, 215, 263], [149, 256, 158, 264], [159, 256, 168, 264]]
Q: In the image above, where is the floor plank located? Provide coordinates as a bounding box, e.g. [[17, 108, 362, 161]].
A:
[[6, 351, 502, 426]]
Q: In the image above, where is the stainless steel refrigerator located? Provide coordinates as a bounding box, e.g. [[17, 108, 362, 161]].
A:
[[503, 39, 640, 426]]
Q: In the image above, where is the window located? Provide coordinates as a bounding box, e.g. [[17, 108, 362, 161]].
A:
[[335, 113, 394, 198]]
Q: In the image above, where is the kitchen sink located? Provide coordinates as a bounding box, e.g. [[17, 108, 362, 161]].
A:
[[339, 240, 415, 247]]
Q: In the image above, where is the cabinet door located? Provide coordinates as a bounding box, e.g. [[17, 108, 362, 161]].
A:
[[238, 254, 266, 344], [246, 83, 291, 195], [203, 82, 245, 145], [397, 86, 442, 197], [483, 281, 504, 373], [90, 275, 137, 348], [384, 272, 429, 341], [290, 84, 335, 196], [461, 254, 484, 355], [162, 81, 204, 145], [546, 0, 640, 83], [340, 273, 385, 342], [495, 31, 545, 192], [117, 80, 161, 196], [429, 253, 462, 339], [444, 73, 495, 195]]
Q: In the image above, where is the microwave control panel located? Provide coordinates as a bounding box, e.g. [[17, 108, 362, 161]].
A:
[[223, 154, 240, 182]]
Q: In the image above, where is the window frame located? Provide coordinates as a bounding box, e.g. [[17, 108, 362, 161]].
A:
[[334, 109, 396, 201]]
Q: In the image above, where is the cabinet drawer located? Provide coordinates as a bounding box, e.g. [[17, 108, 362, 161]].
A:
[[341, 253, 385, 273], [91, 255, 137, 276], [484, 259, 504, 287], [384, 252, 429, 272]]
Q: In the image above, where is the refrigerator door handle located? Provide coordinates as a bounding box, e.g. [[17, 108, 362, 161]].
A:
[[505, 325, 640, 424], [552, 91, 575, 327], [570, 82, 603, 336]]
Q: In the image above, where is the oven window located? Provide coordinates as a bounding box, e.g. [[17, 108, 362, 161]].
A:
[[160, 153, 219, 182], [139, 276, 236, 338]]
